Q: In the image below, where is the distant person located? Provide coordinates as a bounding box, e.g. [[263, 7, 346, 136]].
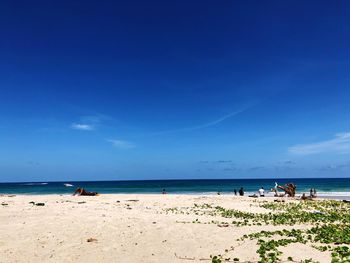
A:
[[310, 188, 313, 197], [234, 189, 237, 195], [162, 189, 167, 194], [301, 193, 307, 200], [313, 188, 317, 198], [258, 187, 265, 197], [238, 187, 244, 196], [301, 193, 313, 201]]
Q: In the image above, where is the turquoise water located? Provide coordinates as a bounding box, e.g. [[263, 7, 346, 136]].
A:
[[0, 178, 349, 196]]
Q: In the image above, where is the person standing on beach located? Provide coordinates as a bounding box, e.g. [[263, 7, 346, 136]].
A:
[[234, 189, 237, 195], [258, 187, 265, 197], [238, 187, 244, 196]]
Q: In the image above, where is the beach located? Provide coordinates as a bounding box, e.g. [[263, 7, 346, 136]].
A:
[[1, 194, 348, 263]]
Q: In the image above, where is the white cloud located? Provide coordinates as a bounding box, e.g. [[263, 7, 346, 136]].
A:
[[288, 132, 350, 155], [71, 123, 94, 131], [107, 139, 135, 149]]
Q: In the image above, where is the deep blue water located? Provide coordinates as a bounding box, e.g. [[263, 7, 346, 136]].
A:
[[0, 178, 349, 195]]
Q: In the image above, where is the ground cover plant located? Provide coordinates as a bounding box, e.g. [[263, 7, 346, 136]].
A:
[[164, 200, 350, 262]]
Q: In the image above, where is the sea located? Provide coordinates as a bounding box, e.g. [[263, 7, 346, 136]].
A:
[[0, 178, 350, 197]]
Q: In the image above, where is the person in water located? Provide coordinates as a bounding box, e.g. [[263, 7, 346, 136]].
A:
[[234, 189, 237, 195], [238, 187, 244, 196], [73, 188, 98, 196], [309, 188, 317, 198], [162, 189, 167, 194], [258, 187, 265, 197]]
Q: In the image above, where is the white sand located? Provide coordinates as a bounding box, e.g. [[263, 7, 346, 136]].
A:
[[0, 194, 332, 262]]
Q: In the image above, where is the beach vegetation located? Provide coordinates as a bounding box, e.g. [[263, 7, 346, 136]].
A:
[[166, 200, 350, 262]]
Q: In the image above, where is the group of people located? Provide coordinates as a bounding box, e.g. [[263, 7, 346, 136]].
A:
[[233, 187, 245, 196], [309, 188, 317, 198], [301, 188, 318, 200], [233, 186, 319, 199], [233, 187, 265, 197]]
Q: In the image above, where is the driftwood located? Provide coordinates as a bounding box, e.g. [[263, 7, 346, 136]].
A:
[[73, 188, 98, 196], [270, 188, 285, 197], [277, 183, 296, 197]]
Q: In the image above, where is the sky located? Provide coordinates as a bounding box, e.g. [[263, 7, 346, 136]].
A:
[[1, 1, 350, 182]]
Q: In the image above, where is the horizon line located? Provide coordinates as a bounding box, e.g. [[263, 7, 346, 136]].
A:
[[1, 177, 349, 184]]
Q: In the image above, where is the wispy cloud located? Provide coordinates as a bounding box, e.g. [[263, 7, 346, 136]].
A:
[[223, 167, 239, 172], [288, 133, 350, 155], [318, 162, 350, 171], [71, 123, 95, 131], [107, 139, 135, 149], [282, 160, 295, 165], [249, 166, 265, 171], [149, 105, 252, 136], [70, 115, 104, 131]]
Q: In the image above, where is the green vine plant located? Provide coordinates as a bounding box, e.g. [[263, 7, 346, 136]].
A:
[[164, 200, 350, 262]]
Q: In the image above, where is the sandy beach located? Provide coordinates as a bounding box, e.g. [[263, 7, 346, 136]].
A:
[[1, 194, 347, 263]]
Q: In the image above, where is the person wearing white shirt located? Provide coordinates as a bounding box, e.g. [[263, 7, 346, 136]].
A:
[[258, 187, 265, 197]]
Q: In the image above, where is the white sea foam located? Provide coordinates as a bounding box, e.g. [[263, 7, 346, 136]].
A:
[[21, 183, 48, 186], [316, 192, 350, 197]]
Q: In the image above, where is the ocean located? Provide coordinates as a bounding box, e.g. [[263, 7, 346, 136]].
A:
[[0, 178, 349, 197]]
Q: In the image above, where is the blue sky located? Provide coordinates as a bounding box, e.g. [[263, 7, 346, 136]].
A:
[[1, 1, 350, 182]]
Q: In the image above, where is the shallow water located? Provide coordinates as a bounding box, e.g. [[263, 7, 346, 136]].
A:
[[0, 178, 349, 196]]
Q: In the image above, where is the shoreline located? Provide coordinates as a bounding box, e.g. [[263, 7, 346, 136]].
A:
[[2, 192, 350, 200]]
